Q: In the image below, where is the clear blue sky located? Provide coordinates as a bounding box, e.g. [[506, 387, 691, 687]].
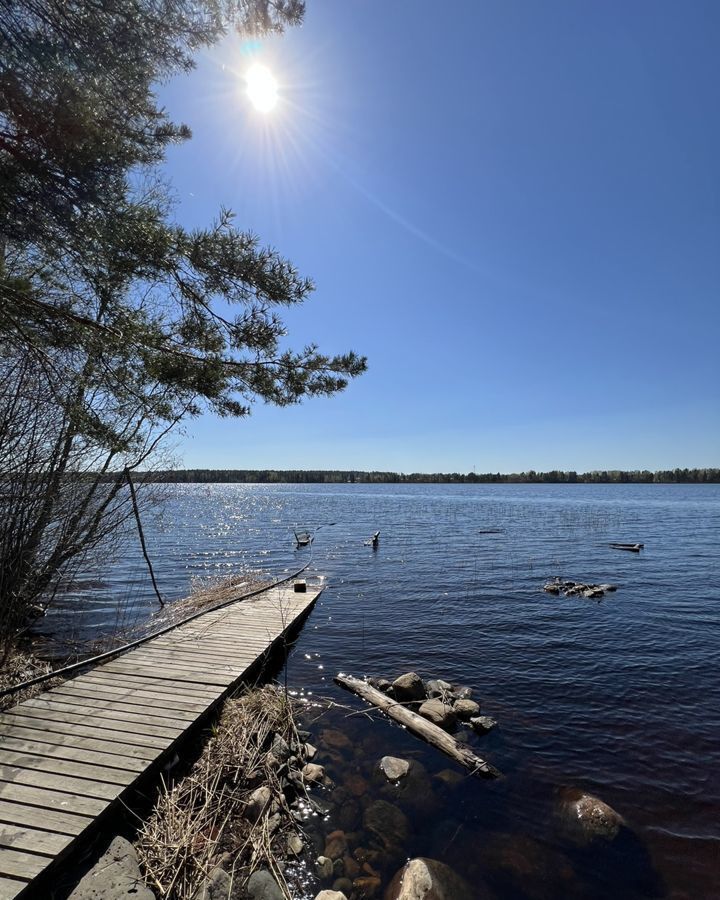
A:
[[158, 0, 719, 472]]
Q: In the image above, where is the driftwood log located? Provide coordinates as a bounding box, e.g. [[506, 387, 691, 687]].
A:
[[334, 673, 501, 779]]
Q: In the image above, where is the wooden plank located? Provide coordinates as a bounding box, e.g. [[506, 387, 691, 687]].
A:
[[46, 682, 209, 714], [99, 662, 232, 686], [41, 689, 199, 723], [0, 751, 135, 786], [0, 845, 53, 879], [0, 783, 106, 818], [0, 722, 163, 757], [0, 737, 147, 773], [120, 650, 247, 673], [0, 800, 90, 836], [78, 672, 218, 700], [0, 584, 321, 898], [16, 699, 191, 733], [0, 713, 176, 748], [0, 823, 71, 857], [0, 766, 123, 802], [0, 876, 28, 900]]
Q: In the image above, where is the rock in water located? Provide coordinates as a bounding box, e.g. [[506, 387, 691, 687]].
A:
[[315, 892, 349, 900], [453, 698, 480, 720], [469, 715, 497, 734], [303, 763, 326, 784], [68, 837, 155, 900], [418, 699, 457, 731], [556, 787, 625, 845], [391, 672, 427, 703], [379, 756, 411, 782], [363, 799, 410, 848], [425, 679, 453, 699], [385, 857, 475, 900]]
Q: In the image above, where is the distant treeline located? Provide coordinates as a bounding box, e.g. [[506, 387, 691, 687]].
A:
[[137, 468, 720, 484]]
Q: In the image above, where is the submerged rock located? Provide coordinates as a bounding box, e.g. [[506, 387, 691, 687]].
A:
[[556, 787, 625, 845], [363, 799, 410, 848], [390, 672, 426, 703], [480, 833, 577, 900], [380, 759, 438, 819], [379, 756, 411, 782], [385, 857, 475, 900], [418, 699, 456, 730], [69, 837, 155, 900], [321, 729, 354, 753]]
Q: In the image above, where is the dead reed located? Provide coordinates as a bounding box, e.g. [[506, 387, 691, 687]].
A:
[[136, 685, 308, 899]]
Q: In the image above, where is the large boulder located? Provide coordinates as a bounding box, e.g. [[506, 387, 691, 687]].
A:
[[384, 858, 475, 900], [556, 787, 625, 846], [391, 672, 426, 703], [68, 837, 155, 900], [418, 699, 456, 731]]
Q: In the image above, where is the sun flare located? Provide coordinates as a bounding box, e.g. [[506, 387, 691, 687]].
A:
[[245, 63, 278, 113]]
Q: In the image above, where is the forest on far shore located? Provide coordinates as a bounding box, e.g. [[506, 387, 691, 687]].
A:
[[136, 468, 720, 484]]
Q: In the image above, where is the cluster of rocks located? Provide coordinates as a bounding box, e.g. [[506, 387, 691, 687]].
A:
[[370, 671, 497, 736], [543, 578, 618, 599], [297, 705, 502, 900]]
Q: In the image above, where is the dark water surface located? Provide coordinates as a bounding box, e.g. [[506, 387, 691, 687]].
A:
[[44, 484, 720, 898]]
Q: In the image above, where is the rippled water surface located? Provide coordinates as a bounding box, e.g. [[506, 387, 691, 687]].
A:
[[45, 483, 720, 898]]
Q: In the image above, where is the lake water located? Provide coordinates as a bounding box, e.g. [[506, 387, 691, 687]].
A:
[[43, 483, 720, 898]]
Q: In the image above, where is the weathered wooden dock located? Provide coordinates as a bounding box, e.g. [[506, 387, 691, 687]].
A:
[[0, 581, 322, 899]]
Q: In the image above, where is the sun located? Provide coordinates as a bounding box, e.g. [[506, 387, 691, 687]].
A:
[[245, 63, 278, 113]]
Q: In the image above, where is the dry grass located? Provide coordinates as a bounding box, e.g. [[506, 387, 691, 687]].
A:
[[136, 685, 308, 900], [0, 647, 64, 710]]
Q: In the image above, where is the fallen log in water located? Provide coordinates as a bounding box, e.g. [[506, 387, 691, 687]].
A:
[[334, 673, 501, 780]]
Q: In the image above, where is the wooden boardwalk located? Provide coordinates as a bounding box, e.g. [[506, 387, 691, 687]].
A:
[[0, 581, 322, 899]]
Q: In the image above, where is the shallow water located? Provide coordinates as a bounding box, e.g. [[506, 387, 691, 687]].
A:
[[43, 483, 720, 898]]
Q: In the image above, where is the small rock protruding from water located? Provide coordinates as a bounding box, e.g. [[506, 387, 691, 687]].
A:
[[453, 698, 480, 720], [425, 678, 454, 699], [544, 579, 618, 599], [470, 715, 497, 735], [385, 857, 475, 900], [379, 755, 411, 782], [390, 672, 426, 703], [314, 891, 348, 900], [316, 856, 334, 881], [418, 698, 457, 731], [556, 787, 626, 846], [302, 763, 326, 784]]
